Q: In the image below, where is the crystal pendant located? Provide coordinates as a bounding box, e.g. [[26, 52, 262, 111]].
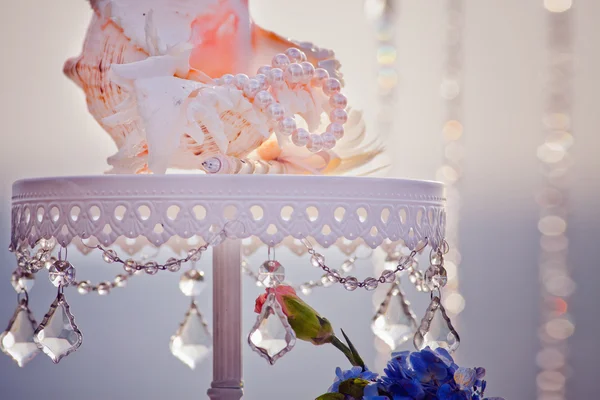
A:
[[170, 302, 212, 370], [179, 270, 205, 297], [0, 300, 39, 367], [34, 293, 83, 363], [248, 293, 296, 365], [372, 284, 417, 350], [413, 296, 460, 353], [257, 260, 285, 288], [11, 270, 35, 293]]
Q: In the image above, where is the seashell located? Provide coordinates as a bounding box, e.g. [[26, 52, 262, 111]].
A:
[[66, 1, 373, 175]]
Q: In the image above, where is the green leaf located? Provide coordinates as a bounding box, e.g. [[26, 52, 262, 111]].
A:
[[315, 393, 345, 400], [330, 335, 359, 366], [341, 329, 366, 370]]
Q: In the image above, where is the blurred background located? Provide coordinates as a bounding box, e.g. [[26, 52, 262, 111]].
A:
[[0, 0, 599, 399]]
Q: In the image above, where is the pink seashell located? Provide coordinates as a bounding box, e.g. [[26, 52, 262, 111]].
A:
[[65, 1, 371, 175]]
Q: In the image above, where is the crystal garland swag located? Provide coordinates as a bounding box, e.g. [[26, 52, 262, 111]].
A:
[[1, 229, 459, 368], [536, 1, 575, 399]]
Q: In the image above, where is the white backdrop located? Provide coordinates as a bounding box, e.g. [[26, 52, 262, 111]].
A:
[[0, 1, 598, 399]]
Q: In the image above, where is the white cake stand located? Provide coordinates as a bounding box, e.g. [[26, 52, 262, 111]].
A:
[[10, 174, 446, 399]]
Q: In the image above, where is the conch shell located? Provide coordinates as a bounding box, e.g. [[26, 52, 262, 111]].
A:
[[65, 0, 381, 174]]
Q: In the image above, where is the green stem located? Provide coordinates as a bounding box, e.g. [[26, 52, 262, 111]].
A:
[[330, 335, 358, 367]]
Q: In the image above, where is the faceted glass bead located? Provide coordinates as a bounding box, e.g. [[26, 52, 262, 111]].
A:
[[364, 277, 379, 291], [77, 281, 92, 295], [299, 284, 312, 295], [0, 302, 39, 367], [425, 266, 448, 290], [187, 249, 202, 262], [327, 269, 341, 283], [102, 249, 117, 263], [248, 294, 296, 365], [258, 260, 285, 288], [413, 296, 460, 353], [372, 286, 417, 350], [48, 260, 76, 287], [34, 294, 83, 363], [170, 303, 212, 370], [344, 277, 359, 291], [341, 259, 355, 272], [166, 258, 182, 272], [310, 253, 325, 267], [144, 261, 159, 275], [124, 259, 137, 273], [431, 251, 443, 266], [179, 270, 205, 297], [320, 275, 333, 288], [11, 270, 35, 293], [97, 282, 111, 295], [114, 274, 127, 288], [381, 269, 396, 283]]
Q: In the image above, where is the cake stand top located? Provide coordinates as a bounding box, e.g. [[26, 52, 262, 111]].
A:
[[11, 175, 446, 250]]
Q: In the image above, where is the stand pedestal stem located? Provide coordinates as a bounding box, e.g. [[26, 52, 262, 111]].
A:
[[207, 239, 244, 400]]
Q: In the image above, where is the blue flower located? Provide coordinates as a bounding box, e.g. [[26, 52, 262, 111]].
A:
[[328, 366, 378, 393], [437, 383, 471, 400], [362, 383, 388, 400], [409, 348, 453, 385], [454, 367, 477, 389]]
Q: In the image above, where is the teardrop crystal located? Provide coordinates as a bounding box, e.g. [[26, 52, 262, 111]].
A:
[[413, 296, 460, 353], [170, 302, 212, 370], [0, 301, 39, 367], [248, 293, 296, 365], [372, 284, 417, 350], [34, 293, 83, 363]]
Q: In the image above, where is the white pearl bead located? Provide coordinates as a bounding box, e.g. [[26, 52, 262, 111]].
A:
[[327, 123, 345, 140], [320, 132, 337, 150], [257, 65, 272, 76], [323, 78, 342, 96], [221, 74, 235, 86], [330, 108, 348, 124], [329, 93, 348, 109], [285, 47, 307, 63], [234, 73, 249, 89], [269, 68, 285, 87], [272, 53, 291, 69], [285, 63, 304, 84], [291, 128, 310, 146], [277, 117, 297, 136], [254, 90, 274, 109], [213, 77, 223, 86], [255, 73, 269, 90], [307, 134, 324, 153], [311, 68, 329, 87], [300, 62, 315, 85], [267, 103, 285, 121], [243, 79, 261, 98]]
